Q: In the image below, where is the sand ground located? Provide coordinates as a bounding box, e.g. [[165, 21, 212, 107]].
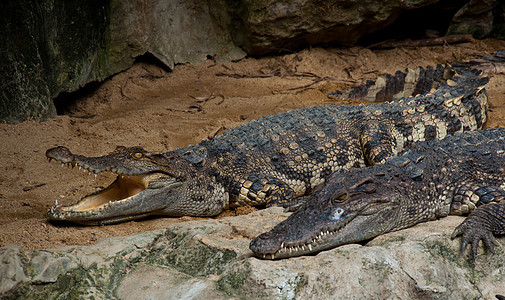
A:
[[2, 39, 505, 250]]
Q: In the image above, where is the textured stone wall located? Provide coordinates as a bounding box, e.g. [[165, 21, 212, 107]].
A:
[[0, 0, 243, 123]]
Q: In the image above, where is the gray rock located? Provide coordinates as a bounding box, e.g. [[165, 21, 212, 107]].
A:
[[447, 0, 496, 38], [1, 207, 504, 299], [30, 251, 78, 284], [117, 265, 226, 300], [0, 0, 245, 124], [231, 0, 439, 55], [0, 246, 29, 295]]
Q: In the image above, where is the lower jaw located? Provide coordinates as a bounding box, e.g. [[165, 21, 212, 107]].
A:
[[48, 211, 153, 225]]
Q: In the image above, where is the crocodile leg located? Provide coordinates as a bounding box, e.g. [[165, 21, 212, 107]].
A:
[[428, 168, 505, 260], [234, 174, 298, 210], [359, 122, 402, 165], [450, 184, 505, 214], [452, 202, 505, 260]]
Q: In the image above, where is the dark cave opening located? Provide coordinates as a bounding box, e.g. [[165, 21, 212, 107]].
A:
[[358, 0, 469, 46], [53, 80, 102, 116], [53, 52, 171, 116]]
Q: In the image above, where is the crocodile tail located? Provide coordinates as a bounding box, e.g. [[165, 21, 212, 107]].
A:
[[451, 49, 505, 75], [331, 64, 451, 102]]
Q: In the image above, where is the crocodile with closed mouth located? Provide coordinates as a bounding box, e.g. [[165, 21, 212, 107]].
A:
[[250, 128, 505, 260]]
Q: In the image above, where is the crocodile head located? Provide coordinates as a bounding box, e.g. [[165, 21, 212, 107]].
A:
[[250, 171, 402, 259], [46, 146, 191, 225]]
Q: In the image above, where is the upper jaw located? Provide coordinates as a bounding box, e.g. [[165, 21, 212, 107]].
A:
[[45, 145, 161, 176]]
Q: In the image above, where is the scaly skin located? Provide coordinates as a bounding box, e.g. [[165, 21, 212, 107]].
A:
[[250, 128, 505, 260], [46, 65, 488, 225]]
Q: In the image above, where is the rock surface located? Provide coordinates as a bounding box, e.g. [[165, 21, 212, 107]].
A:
[[1, 207, 503, 299], [447, 0, 503, 38], [231, 0, 438, 54], [0, 0, 244, 123]]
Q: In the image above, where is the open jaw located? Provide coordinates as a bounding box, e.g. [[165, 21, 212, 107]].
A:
[[47, 157, 179, 225]]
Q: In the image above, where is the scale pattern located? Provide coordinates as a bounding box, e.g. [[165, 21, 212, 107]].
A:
[[45, 65, 489, 224], [250, 128, 505, 260]]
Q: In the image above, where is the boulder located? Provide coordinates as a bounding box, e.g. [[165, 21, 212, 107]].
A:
[[0, 0, 244, 123], [447, 0, 497, 38], [231, 0, 439, 55], [1, 207, 503, 299]]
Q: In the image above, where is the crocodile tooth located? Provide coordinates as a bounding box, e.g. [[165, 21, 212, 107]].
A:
[[55, 199, 58, 206], [61, 163, 65, 167], [280, 242, 285, 249], [270, 253, 275, 260], [308, 244, 313, 251], [94, 173, 97, 178]]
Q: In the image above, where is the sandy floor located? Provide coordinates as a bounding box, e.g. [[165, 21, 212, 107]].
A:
[[2, 39, 505, 251]]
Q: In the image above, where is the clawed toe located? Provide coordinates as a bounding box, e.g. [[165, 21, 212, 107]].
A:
[[452, 223, 499, 261]]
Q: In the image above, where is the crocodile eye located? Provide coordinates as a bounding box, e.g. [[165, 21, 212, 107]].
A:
[[333, 193, 347, 203], [133, 152, 143, 159]]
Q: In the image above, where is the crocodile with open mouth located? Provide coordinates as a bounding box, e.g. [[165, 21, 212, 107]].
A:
[[46, 64, 488, 225], [250, 128, 505, 260]]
